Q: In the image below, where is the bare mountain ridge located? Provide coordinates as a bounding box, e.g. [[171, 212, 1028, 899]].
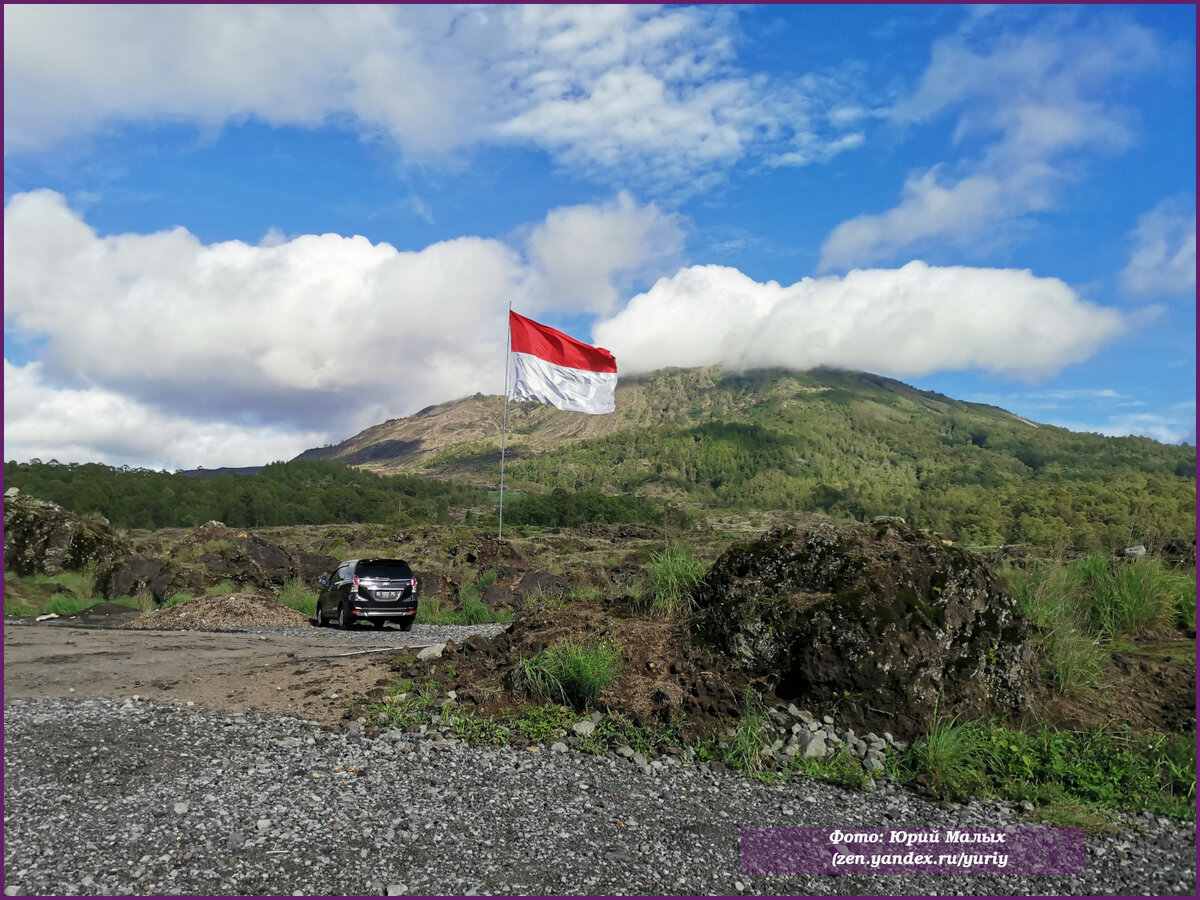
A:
[[294, 365, 1031, 477]]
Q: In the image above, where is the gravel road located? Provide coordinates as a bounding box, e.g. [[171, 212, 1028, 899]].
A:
[[2, 620, 506, 724], [4, 696, 1195, 896]]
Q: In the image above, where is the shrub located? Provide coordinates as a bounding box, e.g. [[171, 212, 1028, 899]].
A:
[[519, 640, 622, 708]]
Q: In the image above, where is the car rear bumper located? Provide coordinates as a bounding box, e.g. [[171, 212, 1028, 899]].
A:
[[349, 603, 417, 618]]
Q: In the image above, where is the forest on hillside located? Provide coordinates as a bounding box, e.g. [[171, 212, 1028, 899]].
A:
[[2, 459, 486, 530], [500, 393, 1195, 549]]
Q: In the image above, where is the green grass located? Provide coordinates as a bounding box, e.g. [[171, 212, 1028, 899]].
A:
[[702, 688, 773, 774], [276, 580, 317, 618], [1001, 554, 1194, 696], [505, 704, 575, 743], [905, 711, 988, 801], [43, 594, 103, 616], [161, 591, 195, 609], [573, 712, 684, 757], [519, 639, 623, 709], [417, 589, 510, 626], [1097, 557, 1193, 636], [371, 679, 440, 729], [898, 717, 1196, 824], [4, 598, 37, 616], [523, 589, 568, 611], [641, 545, 704, 618], [788, 745, 878, 790], [25, 570, 97, 598]]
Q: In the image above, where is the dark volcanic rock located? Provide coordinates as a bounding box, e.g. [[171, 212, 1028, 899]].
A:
[[3, 494, 131, 576], [693, 520, 1037, 739], [482, 584, 515, 608], [516, 571, 569, 600], [233, 535, 293, 585], [293, 550, 339, 584], [95, 556, 208, 604]]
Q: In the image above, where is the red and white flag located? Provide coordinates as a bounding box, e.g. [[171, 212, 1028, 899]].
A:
[[508, 311, 617, 414]]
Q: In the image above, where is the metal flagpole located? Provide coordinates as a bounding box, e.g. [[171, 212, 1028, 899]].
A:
[[498, 302, 512, 541]]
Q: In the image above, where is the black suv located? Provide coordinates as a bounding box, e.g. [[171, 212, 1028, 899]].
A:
[[315, 558, 418, 631]]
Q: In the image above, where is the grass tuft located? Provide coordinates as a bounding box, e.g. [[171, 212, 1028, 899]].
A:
[[906, 710, 987, 801], [641, 545, 704, 618], [519, 639, 622, 709]]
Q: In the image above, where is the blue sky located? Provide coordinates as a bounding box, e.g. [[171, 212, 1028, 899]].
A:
[[3, 4, 1195, 470]]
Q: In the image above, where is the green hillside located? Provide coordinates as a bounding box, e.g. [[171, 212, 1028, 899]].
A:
[[306, 366, 1194, 549]]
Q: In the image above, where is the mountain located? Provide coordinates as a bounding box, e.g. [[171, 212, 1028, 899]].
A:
[[296, 366, 1019, 472], [295, 366, 1195, 547]]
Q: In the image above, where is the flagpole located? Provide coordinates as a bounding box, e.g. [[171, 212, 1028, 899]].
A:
[[498, 302, 512, 541]]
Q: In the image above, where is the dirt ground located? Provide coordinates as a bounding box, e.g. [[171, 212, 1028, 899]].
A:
[[2, 622, 414, 724]]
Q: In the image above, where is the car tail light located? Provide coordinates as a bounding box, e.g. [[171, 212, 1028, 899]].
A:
[[412, 577, 417, 591], [353, 576, 359, 586]]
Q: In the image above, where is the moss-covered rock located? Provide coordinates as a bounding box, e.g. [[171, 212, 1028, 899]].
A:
[[693, 519, 1037, 738], [3, 493, 131, 576]]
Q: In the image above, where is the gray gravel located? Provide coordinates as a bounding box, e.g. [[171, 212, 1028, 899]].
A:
[[3, 697, 1194, 896]]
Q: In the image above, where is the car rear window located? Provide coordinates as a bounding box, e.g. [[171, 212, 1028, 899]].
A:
[[356, 560, 413, 579]]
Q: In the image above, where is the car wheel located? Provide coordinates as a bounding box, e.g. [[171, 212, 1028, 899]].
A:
[[398, 616, 415, 632], [371, 618, 386, 630], [315, 602, 328, 628], [338, 602, 353, 630]]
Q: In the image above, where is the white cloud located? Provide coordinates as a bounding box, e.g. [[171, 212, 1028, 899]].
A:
[[3, 360, 326, 470], [819, 14, 1163, 270], [3, 189, 678, 468], [3, 4, 864, 193], [592, 260, 1127, 380], [1120, 196, 1196, 296], [525, 191, 684, 314], [1049, 403, 1197, 445]]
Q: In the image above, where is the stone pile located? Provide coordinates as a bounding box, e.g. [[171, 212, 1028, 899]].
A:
[[369, 692, 906, 781], [762, 703, 908, 773]]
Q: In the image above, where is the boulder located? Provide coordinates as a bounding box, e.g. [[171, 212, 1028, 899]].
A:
[[482, 583, 515, 608], [693, 520, 1036, 739], [232, 535, 293, 585], [516, 571, 569, 600], [196, 536, 332, 590], [293, 550, 339, 584], [3, 494, 131, 576], [94, 555, 208, 604]]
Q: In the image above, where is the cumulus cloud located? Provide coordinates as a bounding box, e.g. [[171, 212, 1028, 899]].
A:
[[3, 360, 327, 470], [1120, 196, 1196, 296], [3, 4, 864, 193], [819, 14, 1163, 270], [2, 189, 677, 469], [592, 260, 1127, 380], [525, 191, 684, 314]]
